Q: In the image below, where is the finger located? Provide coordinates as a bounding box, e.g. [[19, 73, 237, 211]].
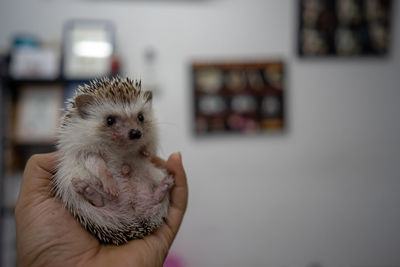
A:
[[151, 156, 167, 169], [109, 153, 188, 261], [153, 153, 188, 211], [152, 152, 188, 243], [166, 152, 188, 211]]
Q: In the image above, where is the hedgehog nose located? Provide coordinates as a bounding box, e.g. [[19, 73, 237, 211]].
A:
[[129, 129, 142, 140]]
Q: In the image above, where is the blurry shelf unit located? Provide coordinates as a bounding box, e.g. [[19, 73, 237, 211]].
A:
[[2, 77, 96, 173], [0, 20, 118, 266], [3, 78, 59, 172], [0, 55, 9, 267]]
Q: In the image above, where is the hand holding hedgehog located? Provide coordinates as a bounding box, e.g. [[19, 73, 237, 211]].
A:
[[53, 77, 175, 244], [15, 152, 188, 267]]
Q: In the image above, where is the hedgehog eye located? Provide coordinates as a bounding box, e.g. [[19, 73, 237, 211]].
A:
[[106, 116, 116, 126], [137, 113, 144, 122]]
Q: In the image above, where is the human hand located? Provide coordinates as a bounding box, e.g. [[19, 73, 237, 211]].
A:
[[15, 152, 188, 267]]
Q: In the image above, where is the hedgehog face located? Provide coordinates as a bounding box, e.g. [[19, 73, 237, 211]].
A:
[[100, 103, 152, 145], [74, 88, 155, 152]]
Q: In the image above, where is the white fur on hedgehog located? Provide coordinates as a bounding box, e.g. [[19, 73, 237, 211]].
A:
[[53, 77, 172, 245]]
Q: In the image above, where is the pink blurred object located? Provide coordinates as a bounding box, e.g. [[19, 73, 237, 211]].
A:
[[163, 253, 184, 267]]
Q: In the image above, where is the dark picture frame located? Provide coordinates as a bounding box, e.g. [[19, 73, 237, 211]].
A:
[[298, 0, 392, 57], [192, 61, 286, 135]]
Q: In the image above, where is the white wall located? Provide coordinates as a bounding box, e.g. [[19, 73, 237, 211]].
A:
[[1, 1, 400, 266]]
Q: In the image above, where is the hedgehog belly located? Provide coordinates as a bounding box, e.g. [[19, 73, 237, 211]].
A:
[[55, 163, 171, 245]]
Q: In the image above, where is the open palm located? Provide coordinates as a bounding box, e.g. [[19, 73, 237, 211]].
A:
[[15, 152, 188, 267]]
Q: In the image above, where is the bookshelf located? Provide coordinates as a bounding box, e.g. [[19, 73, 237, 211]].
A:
[[0, 59, 114, 265]]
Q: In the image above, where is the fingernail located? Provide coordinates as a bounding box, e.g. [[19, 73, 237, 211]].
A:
[[172, 151, 182, 163], [177, 152, 182, 164]]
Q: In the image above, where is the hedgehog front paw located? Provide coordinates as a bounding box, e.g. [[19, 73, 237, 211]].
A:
[[154, 175, 175, 202], [140, 146, 151, 158]]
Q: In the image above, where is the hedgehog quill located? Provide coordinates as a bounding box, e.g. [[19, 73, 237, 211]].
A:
[[53, 77, 174, 245]]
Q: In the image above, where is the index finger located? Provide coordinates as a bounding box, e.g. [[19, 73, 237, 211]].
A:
[[151, 156, 167, 169], [152, 154, 188, 211], [151, 152, 188, 244], [166, 153, 188, 210]]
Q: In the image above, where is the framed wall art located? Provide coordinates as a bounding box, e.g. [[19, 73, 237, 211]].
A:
[[192, 61, 286, 135], [62, 20, 115, 79], [298, 0, 392, 57]]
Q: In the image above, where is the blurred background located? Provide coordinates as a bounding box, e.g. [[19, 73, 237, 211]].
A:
[[0, 0, 399, 266]]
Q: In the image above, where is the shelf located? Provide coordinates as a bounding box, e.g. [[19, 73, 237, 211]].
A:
[[13, 141, 56, 148], [0, 207, 15, 217], [5, 75, 118, 86], [6, 77, 63, 85]]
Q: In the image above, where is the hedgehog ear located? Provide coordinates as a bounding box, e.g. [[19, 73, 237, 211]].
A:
[[143, 91, 152, 104], [75, 94, 95, 118]]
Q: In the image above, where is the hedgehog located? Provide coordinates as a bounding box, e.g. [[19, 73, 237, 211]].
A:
[[53, 77, 174, 245]]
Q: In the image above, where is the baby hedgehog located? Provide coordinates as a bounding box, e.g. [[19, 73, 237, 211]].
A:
[[53, 77, 174, 245]]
